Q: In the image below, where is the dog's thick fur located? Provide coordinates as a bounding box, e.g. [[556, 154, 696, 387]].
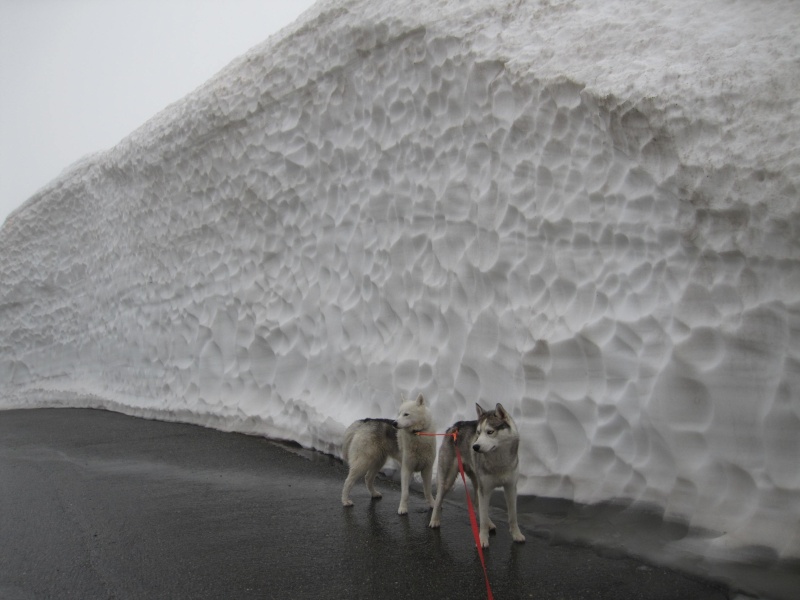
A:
[[341, 394, 436, 515], [428, 403, 525, 547]]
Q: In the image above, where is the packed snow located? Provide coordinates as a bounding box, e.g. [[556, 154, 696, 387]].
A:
[[1, 0, 799, 594]]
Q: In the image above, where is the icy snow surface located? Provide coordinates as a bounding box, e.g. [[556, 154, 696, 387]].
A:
[[2, 0, 799, 583]]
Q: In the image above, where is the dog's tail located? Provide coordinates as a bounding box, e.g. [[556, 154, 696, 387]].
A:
[[341, 423, 357, 464]]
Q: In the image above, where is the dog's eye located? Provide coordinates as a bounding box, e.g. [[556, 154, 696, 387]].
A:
[[487, 429, 495, 435], [403, 413, 409, 417]]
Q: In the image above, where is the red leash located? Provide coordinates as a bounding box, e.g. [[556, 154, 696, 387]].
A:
[[417, 430, 495, 600]]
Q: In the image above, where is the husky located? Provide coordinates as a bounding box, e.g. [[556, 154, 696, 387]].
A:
[[341, 393, 436, 515], [428, 403, 526, 547]]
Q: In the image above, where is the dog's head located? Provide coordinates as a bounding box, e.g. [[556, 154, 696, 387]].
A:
[[392, 393, 431, 433], [472, 403, 514, 453]]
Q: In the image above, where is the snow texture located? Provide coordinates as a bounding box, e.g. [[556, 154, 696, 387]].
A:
[[2, 0, 799, 569]]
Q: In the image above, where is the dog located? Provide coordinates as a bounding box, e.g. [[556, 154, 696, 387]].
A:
[[428, 403, 526, 547], [341, 393, 436, 515]]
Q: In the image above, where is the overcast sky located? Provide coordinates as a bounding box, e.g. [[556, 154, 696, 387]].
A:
[[0, 0, 318, 225]]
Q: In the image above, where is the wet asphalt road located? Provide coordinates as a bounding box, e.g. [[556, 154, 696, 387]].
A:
[[0, 408, 729, 600]]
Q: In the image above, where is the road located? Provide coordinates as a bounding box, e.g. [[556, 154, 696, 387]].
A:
[[0, 408, 729, 599]]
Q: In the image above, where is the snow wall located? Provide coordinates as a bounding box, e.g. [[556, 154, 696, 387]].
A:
[[2, 0, 799, 564]]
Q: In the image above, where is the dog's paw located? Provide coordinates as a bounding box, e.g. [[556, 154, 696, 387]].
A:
[[480, 535, 490, 549], [428, 519, 441, 529], [512, 530, 526, 543], [370, 492, 383, 499], [397, 506, 408, 515], [342, 500, 354, 507]]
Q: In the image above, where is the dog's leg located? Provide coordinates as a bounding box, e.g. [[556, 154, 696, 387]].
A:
[[421, 463, 435, 508], [428, 458, 458, 528], [469, 472, 495, 532], [503, 480, 526, 543], [398, 460, 411, 515], [342, 462, 367, 506], [477, 483, 493, 548], [365, 465, 383, 500]]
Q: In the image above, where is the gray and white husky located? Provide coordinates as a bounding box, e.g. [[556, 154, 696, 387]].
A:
[[341, 394, 436, 515], [428, 403, 526, 547]]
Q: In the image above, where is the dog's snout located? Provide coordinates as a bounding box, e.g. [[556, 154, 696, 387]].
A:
[[472, 443, 481, 452], [392, 420, 399, 428]]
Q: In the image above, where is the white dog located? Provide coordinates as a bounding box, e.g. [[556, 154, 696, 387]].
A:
[[428, 403, 526, 547], [341, 394, 436, 515]]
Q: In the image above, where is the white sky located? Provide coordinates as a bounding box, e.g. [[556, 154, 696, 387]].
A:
[[0, 0, 318, 224]]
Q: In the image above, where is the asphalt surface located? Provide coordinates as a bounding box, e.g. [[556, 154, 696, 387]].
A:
[[0, 408, 731, 600]]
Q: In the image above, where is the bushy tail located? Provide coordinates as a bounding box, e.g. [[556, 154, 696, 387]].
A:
[[341, 423, 358, 464]]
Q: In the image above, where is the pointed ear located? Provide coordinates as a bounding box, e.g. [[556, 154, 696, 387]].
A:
[[475, 403, 486, 418], [416, 393, 425, 406], [400, 393, 407, 405], [496, 403, 509, 420]]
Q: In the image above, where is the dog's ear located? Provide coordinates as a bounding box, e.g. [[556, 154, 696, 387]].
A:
[[400, 393, 407, 405], [496, 403, 509, 420], [416, 393, 425, 406], [476, 403, 486, 418]]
